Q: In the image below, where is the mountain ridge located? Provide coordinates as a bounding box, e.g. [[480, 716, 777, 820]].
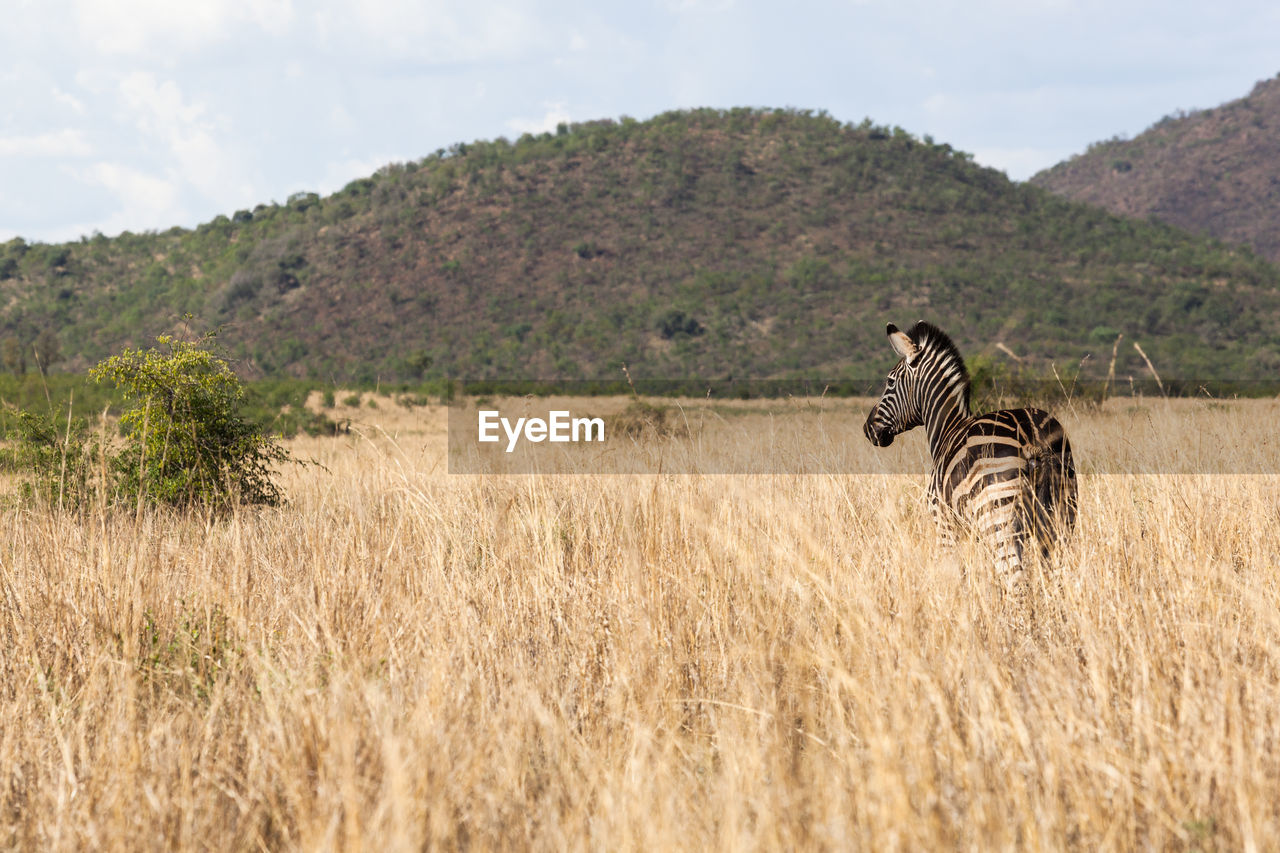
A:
[[3, 107, 1279, 384], [1031, 73, 1280, 262]]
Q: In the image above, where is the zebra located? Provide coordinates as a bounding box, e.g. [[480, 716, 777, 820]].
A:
[[863, 321, 1077, 591]]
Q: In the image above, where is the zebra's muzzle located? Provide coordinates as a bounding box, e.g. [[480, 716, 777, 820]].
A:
[[864, 417, 895, 447]]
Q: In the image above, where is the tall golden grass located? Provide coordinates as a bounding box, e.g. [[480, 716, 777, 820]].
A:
[[2, 396, 1278, 850]]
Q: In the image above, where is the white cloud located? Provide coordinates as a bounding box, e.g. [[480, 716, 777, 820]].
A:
[[315, 156, 397, 196], [661, 0, 737, 12], [0, 129, 93, 158], [114, 72, 255, 207], [83, 162, 176, 205], [971, 146, 1076, 181], [0, 221, 101, 244], [311, 0, 547, 63], [119, 72, 207, 131], [506, 102, 572, 135], [52, 86, 87, 115], [73, 0, 294, 55], [72, 68, 111, 96], [329, 103, 355, 132], [78, 161, 184, 232]]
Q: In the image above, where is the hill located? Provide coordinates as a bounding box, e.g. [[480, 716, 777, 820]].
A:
[[1031, 73, 1280, 263], [3, 108, 1280, 385]]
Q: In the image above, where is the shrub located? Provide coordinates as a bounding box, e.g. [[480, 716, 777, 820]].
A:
[[9, 409, 102, 508], [655, 309, 705, 340], [607, 400, 690, 439], [90, 331, 290, 509]]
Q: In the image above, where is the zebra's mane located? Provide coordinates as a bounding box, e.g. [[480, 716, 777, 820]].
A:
[[907, 321, 971, 410]]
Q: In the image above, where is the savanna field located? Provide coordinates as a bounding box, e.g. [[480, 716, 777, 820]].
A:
[[3, 394, 1279, 850]]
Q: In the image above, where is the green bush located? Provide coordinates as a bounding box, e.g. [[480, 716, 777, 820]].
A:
[[89, 332, 290, 509], [655, 309, 705, 339], [9, 409, 102, 508]]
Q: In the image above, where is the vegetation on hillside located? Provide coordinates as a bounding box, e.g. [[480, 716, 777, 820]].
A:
[[1032, 72, 1280, 263], [4, 108, 1280, 385]]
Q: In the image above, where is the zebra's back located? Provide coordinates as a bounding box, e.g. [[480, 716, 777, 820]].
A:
[[932, 407, 1077, 577]]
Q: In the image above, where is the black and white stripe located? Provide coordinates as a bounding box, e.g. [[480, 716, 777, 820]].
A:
[[864, 321, 1077, 590]]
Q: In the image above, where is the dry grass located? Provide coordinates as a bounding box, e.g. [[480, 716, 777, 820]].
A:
[[2, 397, 1279, 850]]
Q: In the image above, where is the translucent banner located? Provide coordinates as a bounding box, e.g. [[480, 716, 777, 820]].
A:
[[445, 381, 1280, 475]]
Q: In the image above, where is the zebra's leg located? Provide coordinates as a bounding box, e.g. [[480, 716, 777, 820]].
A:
[[929, 501, 967, 583], [936, 518, 958, 549], [975, 497, 1028, 596], [930, 496, 961, 548], [920, 522, 962, 596], [992, 534, 1026, 596]]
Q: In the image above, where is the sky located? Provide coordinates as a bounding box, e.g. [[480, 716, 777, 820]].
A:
[[2, 0, 1278, 244]]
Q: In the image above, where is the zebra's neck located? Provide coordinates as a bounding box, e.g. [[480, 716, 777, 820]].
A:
[[922, 371, 972, 462]]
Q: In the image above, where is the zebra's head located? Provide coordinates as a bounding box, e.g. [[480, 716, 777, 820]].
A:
[[864, 321, 970, 447]]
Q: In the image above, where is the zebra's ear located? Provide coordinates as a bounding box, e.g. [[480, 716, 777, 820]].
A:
[[886, 323, 920, 363]]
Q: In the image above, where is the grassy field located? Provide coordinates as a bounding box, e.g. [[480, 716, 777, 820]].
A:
[[2, 396, 1279, 850]]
